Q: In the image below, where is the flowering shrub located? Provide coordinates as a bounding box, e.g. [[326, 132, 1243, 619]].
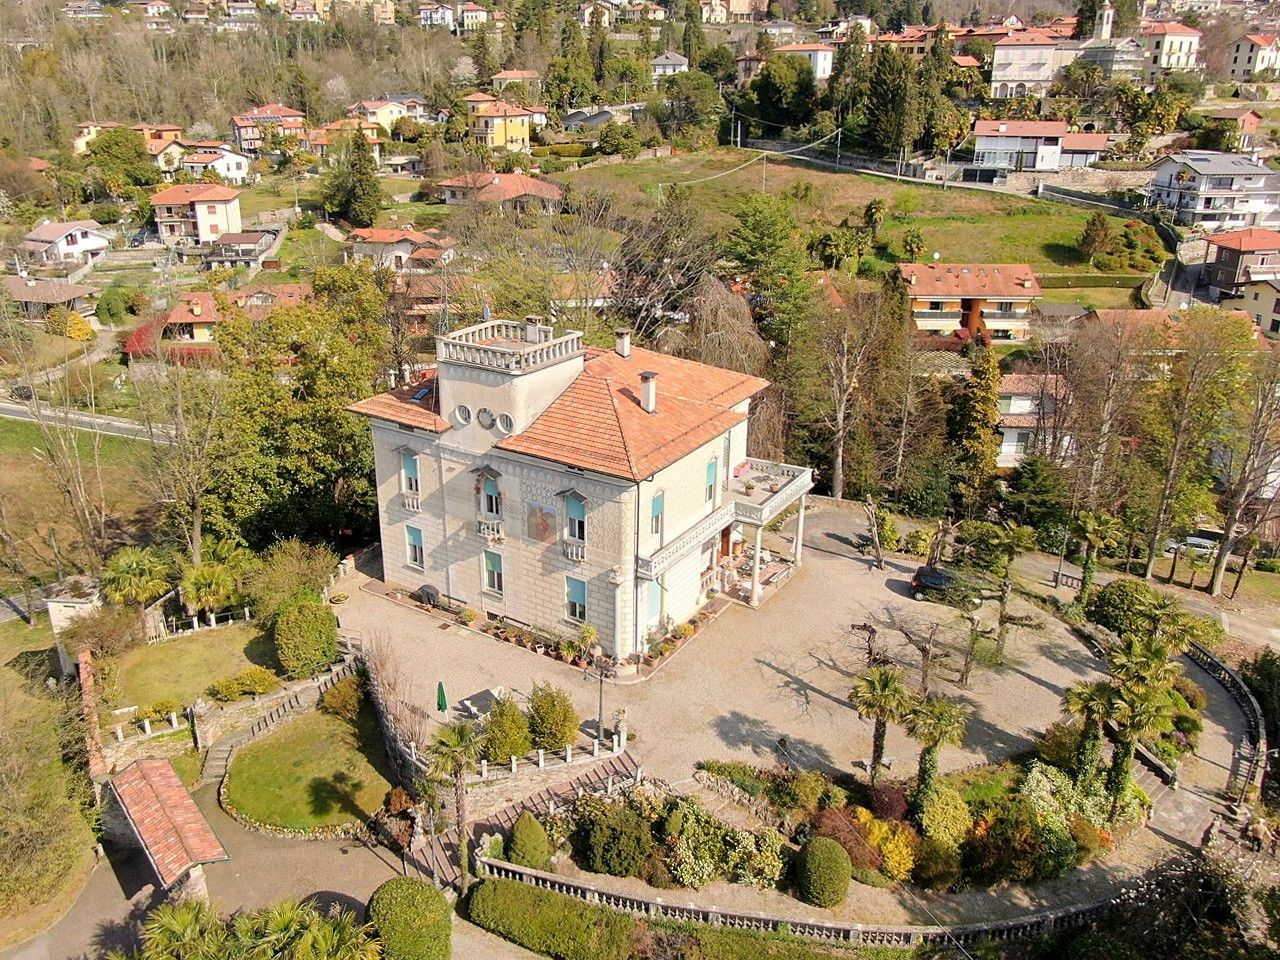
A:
[[665, 797, 730, 889], [852, 807, 919, 882], [725, 827, 785, 888], [919, 785, 972, 852]]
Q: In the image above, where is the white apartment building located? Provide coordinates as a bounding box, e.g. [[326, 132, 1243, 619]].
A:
[[348, 321, 813, 661], [990, 32, 1079, 99], [1228, 33, 1280, 81], [972, 120, 1109, 171], [20, 220, 111, 264], [1138, 21, 1201, 81], [418, 2, 454, 27], [150, 184, 243, 245], [773, 43, 836, 81], [178, 148, 253, 185], [997, 374, 1068, 468], [1147, 151, 1280, 230]]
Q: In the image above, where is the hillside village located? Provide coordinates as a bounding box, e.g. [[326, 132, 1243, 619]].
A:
[[7, 0, 1280, 957]]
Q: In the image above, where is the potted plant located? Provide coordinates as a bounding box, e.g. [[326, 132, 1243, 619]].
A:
[[329, 593, 349, 605], [744, 480, 756, 494]]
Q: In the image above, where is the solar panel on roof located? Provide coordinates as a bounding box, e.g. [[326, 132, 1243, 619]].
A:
[[412, 386, 432, 402]]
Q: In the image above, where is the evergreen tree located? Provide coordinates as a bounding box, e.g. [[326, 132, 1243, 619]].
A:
[[636, 14, 654, 59], [659, 17, 679, 52], [683, 3, 707, 64], [1073, 0, 1099, 37], [1079, 211, 1114, 263], [865, 45, 920, 170], [829, 23, 868, 121], [950, 346, 1001, 513], [589, 6, 611, 83], [321, 132, 384, 228], [1113, 0, 1139, 34], [755, 30, 775, 57], [921, 0, 933, 23], [472, 26, 498, 84]]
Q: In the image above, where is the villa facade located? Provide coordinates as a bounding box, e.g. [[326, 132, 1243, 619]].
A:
[[348, 320, 812, 661]]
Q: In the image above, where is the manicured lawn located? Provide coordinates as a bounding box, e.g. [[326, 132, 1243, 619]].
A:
[[37, 358, 139, 418], [942, 760, 1022, 808], [553, 147, 1139, 275], [0, 329, 90, 378], [0, 418, 153, 586], [171, 748, 205, 787], [380, 175, 424, 198], [1105, 555, 1280, 607], [238, 177, 324, 219], [225, 702, 394, 830], [0, 616, 95, 934], [375, 199, 451, 230], [113, 624, 278, 711], [274, 228, 343, 277], [1044, 284, 1143, 310]]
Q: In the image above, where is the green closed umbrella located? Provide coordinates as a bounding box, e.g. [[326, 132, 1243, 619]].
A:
[[436, 681, 447, 714]]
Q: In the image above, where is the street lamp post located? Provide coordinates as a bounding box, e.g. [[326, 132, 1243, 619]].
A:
[[587, 642, 613, 741]]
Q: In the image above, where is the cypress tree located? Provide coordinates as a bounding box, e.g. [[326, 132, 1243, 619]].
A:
[[344, 133, 383, 228], [950, 347, 1001, 512], [866, 45, 920, 170]]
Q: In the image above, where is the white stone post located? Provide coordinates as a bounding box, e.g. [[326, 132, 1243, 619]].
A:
[[565, 745, 573, 764], [750, 525, 763, 607], [480, 758, 488, 779], [794, 494, 807, 564], [510, 755, 517, 774], [592, 739, 600, 758], [537, 749, 545, 769], [169, 711, 179, 729], [409, 740, 417, 762], [115, 725, 124, 743], [142, 718, 152, 736]]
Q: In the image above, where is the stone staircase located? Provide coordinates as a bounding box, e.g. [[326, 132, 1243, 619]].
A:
[[408, 750, 641, 890]]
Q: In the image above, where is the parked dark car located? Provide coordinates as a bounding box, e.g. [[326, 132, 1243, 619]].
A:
[[911, 565, 983, 608], [8, 384, 34, 402]]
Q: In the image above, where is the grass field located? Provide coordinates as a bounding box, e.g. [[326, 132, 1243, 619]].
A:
[[238, 177, 323, 219], [553, 148, 1140, 275], [113, 623, 277, 710], [0, 330, 90, 378], [0, 616, 95, 938], [0, 418, 153, 587], [1047, 284, 1143, 310], [1105, 555, 1280, 608], [225, 701, 394, 830], [375, 199, 451, 230], [274, 228, 343, 276]]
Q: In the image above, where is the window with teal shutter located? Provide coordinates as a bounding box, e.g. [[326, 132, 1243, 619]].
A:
[[567, 495, 586, 541], [483, 550, 503, 593], [482, 476, 500, 515], [405, 525, 424, 567], [566, 576, 587, 622], [650, 492, 664, 537], [401, 450, 419, 493], [705, 460, 717, 502]]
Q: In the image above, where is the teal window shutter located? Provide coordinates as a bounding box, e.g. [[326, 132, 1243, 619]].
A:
[[400, 450, 419, 481], [406, 525, 423, 548], [566, 577, 586, 606], [568, 497, 586, 522], [649, 578, 662, 618]]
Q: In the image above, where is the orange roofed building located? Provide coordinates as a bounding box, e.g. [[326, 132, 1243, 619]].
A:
[[347, 320, 813, 661], [900, 263, 1041, 341]]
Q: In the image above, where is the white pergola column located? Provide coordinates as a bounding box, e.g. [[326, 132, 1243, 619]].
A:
[[794, 494, 807, 565], [750, 525, 763, 607]]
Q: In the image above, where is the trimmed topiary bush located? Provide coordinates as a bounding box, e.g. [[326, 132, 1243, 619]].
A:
[[235, 665, 279, 696], [367, 876, 451, 960], [484, 695, 532, 762], [467, 877, 635, 960], [581, 805, 653, 878], [795, 836, 851, 907], [1084, 578, 1161, 637], [528, 682, 579, 751], [272, 596, 338, 678], [507, 811, 551, 870]]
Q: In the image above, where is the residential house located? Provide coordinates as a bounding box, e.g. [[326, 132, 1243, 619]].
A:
[[456, 1, 489, 31], [63, 1, 106, 19], [26, 157, 50, 175], [346, 321, 814, 660], [0, 276, 99, 322], [145, 16, 175, 31], [347, 227, 457, 270], [150, 183, 243, 245], [1211, 107, 1264, 150], [1232, 278, 1280, 337], [378, 94, 442, 125], [225, 1, 258, 20], [491, 69, 541, 95], [725, 0, 760, 21], [578, 1, 611, 27], [463, 95, 535, 152], [997, 373, 1068, 468], [772, 43, 835, 81], [371, 0, 395, 23], [435, 171, 564, 212], [759, 19, 797, 40], [348, 99, 409, 130], [1205, 227, 1280, 298], [900, 263, 1042, 341], [989, 31, 1080, 98], [73, 121, 122, 156], [651, 51, 689, 83], [1228, 33, 1280, 81], [182, 3, 210, 23], [178, 148, 252, 184], [1138, 20, 1201, 81], [230, 103, 308, 154], [383, 154, 424, 176], [132, 0, 172, 14], [205, 231, 276, 270], [736, 52, 765, 85], [866, 28, 933, 64], [816, 16, 876, 41], [307, 119, 383, 164], [21, 220, 111, 265], [972, 120, 1109, 171], [618, 1, 665, 20], [286, 1, 323, 21], [124, 284, 312, 359], [1147, 151, 1280, 230], [418, 1, 454, 27], [698, 0, 728, 23]]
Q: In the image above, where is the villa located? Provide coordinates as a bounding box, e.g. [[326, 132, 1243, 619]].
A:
[[347, 320, 813, 661], [900, 263, 1041, 341]]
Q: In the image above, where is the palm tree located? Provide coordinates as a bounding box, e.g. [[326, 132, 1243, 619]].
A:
[[180, 560, 236, 625], [901, 227, 925, 263], [1106, 635, 1182, 693], [1106, 687, 1172, 821], [903, 695, 967, 815], [1062, 680, 1117, 786], [428, 719, 488, 894], [133, 899, 228, 959], [1186, 552, 1210, 591], [1074, 511, 1122, 607], [101, 546, 171, 612], [863, 198, 886, 239], [849, 666, 917, 786]]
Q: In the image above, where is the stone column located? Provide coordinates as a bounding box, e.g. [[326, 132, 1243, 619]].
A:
[[794, 495, 807, 565], [749, 525, 763, 607]]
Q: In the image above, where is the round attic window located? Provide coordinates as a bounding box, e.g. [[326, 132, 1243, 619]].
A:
[[497, 413, 514, 435], [477, 408, 496, 430], [454, 404, 472, 425]]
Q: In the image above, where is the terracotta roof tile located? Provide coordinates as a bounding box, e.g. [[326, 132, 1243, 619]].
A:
[[436, 171, 563, 204], [347, 368, 449, 432], [150, 183, 241, 204], [901, 263, 1041, 298], [110, 759, 227, 888], [1, 275, 99, 304], [999, 372, 1064, 397], [1205, 227, 1280, 253], [974, 120, 1068, 137]]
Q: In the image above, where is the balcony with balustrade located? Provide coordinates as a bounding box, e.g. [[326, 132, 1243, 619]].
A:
[[477, 518, 504, 542], [437, 317, 585, 375]]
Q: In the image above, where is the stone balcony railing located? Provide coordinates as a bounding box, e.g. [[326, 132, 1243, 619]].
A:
[[562, 540, 586, 563], [478, 518, 504, 542], [438, 319, 585, 374], [401, 491, 420, 513]]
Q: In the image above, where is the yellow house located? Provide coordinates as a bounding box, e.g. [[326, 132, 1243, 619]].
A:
[[73, 121, 122, 156], [463, 94, 533, 152], [347, 99, 408, 131], [1231, 277, 1280, 338]]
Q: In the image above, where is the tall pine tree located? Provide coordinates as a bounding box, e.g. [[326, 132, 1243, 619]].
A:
[[950, 347, 1001, 514], [866, 45, 921, 171], [830, 23, 868, 121], [683, 3, 706, 64]]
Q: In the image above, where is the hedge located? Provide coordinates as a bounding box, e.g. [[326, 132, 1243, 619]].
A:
[[272, 595, 338, 678], [466, 877, 635, 960], [1037, 273, 1145, 289], [367, 877, 451, 960]]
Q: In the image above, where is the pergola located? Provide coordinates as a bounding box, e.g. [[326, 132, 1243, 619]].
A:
[[109, 759, 228, 895]]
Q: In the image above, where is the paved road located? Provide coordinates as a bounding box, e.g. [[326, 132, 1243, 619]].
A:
[[0, 401, 160, 442]]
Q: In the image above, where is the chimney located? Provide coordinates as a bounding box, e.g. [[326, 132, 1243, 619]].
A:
[[615, 328, 632, 358], [523, 315, 542, 341], [998, 122, 1007, 132], [191, 301, 202, 316], [640, 371, 658, 414]]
